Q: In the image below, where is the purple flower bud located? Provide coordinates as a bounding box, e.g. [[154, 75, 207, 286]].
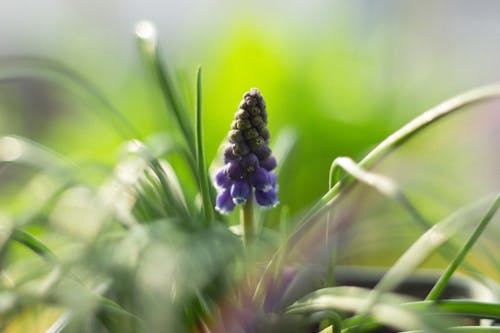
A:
[[223, 145, 236, 163], [214, 167, 232, 189], [215, 189, 236, 214], [255, 188, 279, 207], [268, 172, 277, 189], [255, 145, 271, 161], [249, 167, 273, 192], [226, 161, 244, 180], [260, 156, 277, 171], [232, 142, 250, 157], [230, 180, 251, 205], [240, 153, 259, 173]]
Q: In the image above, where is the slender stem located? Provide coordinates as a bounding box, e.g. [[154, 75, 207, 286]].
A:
[[426, 194, 500, 301], [195, 67, 214, 224], [241, 196, 254, 247]]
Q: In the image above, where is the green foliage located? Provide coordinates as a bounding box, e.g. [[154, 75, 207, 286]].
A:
[[0, 21, 498, 333]]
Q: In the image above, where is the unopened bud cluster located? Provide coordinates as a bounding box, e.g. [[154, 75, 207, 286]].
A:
[[214, 88, 278, 214]]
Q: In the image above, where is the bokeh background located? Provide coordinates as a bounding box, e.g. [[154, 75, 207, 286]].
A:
[[1, 0, 499, 274]]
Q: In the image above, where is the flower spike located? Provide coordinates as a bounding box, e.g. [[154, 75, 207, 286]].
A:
[[214, 88, 279, 214]]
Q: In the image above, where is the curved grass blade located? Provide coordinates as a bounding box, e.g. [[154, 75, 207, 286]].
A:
[[257, 84, 500, 301], [407, 300, 500, 322], [11, 229, 56, 262], [403, 328, 500, 333], [0, 136, 73, 180], [356, 194, 500, 322], [0, 55, 140, 140], [302, 82, 500, 232], [135, 21, 196, 155], [195, 67, 214, 224], [287, 286, 448, 333], [326, 157, 493, 277], [45, 293, 148, 333], [426, 194, 500, 300]]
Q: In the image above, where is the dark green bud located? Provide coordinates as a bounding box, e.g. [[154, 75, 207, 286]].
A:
[[248, 106, 261, 116], [236, 119, 252, 130], [244, 128, 259, 140], [251, 115, 265, 129], [248, 136, 265, 151], [259, 127, 270, 141], [244, 96, 257, 107], [228, 129, 244, 143], [235, 109, 249, 119], [232, 142, 250, 156]]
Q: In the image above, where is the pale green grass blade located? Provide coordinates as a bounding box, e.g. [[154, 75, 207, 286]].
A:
[[287, 286, 448, 333], [357, 194, 499, 320], [135, 21, 196, 155], [403, 328, 500, 333], [302, 83, 500, 229], [11, 229, 56, 262], [0, 55, 140, 140], [0, 136, 73, 180], [115, 140, 192, 222], [195, 67, 214, 224], [426, 194, 500, 300], [407, 300, 500, 322]]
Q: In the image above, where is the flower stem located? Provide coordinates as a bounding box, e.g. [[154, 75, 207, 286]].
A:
[[241, 196, 254, 247]]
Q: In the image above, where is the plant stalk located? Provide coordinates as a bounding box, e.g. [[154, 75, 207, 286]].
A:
[[241, 196, 254, 247]]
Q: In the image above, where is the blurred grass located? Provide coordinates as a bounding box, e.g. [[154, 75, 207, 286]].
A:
[[0, 18, 498, 268]]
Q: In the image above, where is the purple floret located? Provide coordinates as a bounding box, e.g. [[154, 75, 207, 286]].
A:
[[260, 156, 277, 171], [215, 189, 235, 214], [214, 167, 232, 189], [226, 160, 244, 180], [255, 188, 279, 207], [249, 167, 273, 192], [230, 180, 251, 205], [240, 153, 259, 173]]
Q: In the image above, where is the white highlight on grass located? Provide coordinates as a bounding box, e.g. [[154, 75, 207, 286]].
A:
[[0, 136, 24, 161], [135, 20, 157, 53]]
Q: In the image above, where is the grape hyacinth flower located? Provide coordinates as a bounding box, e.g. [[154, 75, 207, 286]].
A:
[[214, 88, 278, 214]]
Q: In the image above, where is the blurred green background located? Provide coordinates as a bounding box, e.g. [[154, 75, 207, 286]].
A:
[[0, 1, 499, 271]]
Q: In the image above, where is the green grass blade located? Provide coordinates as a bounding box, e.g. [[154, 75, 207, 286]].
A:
[[11, 229, 56, 262], [403, 328, 500, 333], [287, 286, 448, 333], [195, 67, 214, 225], [0, 55, 140, 140], [426, 194, 500, 301], [135, 21, 196, 155], [0, 136, 72, 179], [407, 300, 500, 322], [355, 194, 499, 320], [302, 83, 500, 230]]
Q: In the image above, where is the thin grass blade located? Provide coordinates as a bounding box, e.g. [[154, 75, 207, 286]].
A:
[[195, 67, 214, 224], [0, 56, 140, 140], [135, 21, 196, 155], [426, 194, 500, 300]]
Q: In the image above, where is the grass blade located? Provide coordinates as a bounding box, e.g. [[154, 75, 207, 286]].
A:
[[426, 194, 500, 300], [287, 286, 448, 332], [195, 67, 214, 224], [407, 300, 500, 322], [11, 229, 56, 262], [356, 194, 499, 321], [135, 21, 196, 155], [403, 328, 500, 333], [0, 55, 140, 140], [302, 83, 500, 230]]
